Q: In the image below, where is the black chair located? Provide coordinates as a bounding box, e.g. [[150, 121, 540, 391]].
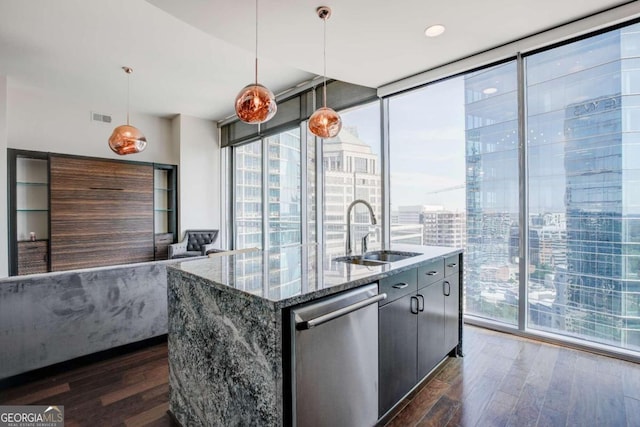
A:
[[168, 230, 219, 259]]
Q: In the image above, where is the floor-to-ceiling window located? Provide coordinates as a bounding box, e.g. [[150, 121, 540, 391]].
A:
[[235, 140, 263, 249], [234, 128, 302, 250], [389, 77, 466, 248], [323, 101, 382, 268], [387, 20, 640, 355], [525, 23, 640, 351], [388, 62, 518, 326], [464, 62, 519, 325], [232, 127, 305, 299], [266, 131, 302, 247], [227, 17, 640, 357]]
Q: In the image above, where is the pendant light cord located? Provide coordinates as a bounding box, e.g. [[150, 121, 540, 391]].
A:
[[322, 15, 327, 108], [126, 71, 130, 125], [255, 0, 259, 85]]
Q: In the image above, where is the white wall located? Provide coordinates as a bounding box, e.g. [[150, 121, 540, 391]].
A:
[[7, 86, 177, 164], [2, 85, 224, 277], [175, 115, 221, 244], [0, 77, 8, 277]]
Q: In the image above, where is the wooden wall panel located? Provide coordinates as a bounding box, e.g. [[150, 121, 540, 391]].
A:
[[50, 156, 154, 271]]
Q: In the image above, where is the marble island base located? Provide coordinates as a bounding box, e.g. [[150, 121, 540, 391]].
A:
[[168, 268, 284, 426]]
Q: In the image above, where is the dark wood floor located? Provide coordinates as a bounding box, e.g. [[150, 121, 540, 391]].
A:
[[1, 325, 639, 427]]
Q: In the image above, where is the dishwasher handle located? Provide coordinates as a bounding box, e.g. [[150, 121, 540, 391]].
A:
[[297, 293, 388, 330]]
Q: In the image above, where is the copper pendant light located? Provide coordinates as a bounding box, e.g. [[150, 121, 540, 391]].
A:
[[109, 66, 147, 155], [308, 6, 342, 139], [234, 0, 277, 124]]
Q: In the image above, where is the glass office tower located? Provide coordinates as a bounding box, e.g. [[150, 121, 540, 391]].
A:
[[464, 61, 519, 325], [464, 22, 640, 350], [525, 24, 640, 349]]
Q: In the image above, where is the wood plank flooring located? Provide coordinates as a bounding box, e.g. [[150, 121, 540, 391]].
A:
[[0, 344, 172, 426], [1, 325, 639, 426], [385, 327, 640, 427]]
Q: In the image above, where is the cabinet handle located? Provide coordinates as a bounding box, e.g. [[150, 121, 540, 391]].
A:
[[410, 296, 419, 314], [425, 270, 438, 276], [443, 281, 451, 296], [392, 282, 409, 289], [417, 294, 425, 312], [447, 263, 457, 268], [89, 187, 124, 191]]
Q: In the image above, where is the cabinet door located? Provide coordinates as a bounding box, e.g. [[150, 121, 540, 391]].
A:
[[379, 268, 417, 306], [417, 282, 445, 380], [50, 156, 154, 271], [17, 241, 48, 275], [154, 232, 174, 260], [379, 293, 417, 417], [443, 274, 460, 353]]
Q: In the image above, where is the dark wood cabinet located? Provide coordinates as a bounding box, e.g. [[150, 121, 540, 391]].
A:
[[154, 232, 174, 260], [417, 280, 446, 379], [417, 254, 461, 379], [17, 240, 48, 275], [444, 273, 461, 354], [378, 253, 463, 418], [378, 268, 419, 417], [49, 155, 155, 271]]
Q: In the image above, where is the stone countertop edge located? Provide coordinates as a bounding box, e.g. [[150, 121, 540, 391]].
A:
[[167, 245, 462, 310], [0, 255, 207, 286]]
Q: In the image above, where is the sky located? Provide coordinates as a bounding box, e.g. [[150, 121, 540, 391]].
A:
[[339, 77, 467, 211]]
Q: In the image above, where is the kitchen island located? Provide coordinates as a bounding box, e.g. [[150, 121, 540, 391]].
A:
[[167, 244, 462, 426]]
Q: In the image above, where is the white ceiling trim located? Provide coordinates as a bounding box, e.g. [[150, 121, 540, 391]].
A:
[[378, 1, 640, 97]]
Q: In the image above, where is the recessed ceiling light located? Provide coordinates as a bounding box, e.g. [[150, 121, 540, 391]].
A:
[[424, 24, 445, 37], [483, 87, 498, 95]]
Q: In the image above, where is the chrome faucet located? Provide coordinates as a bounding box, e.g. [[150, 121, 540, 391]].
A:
[[346, 199, 377, 256]]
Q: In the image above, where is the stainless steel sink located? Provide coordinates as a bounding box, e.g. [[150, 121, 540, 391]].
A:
[[362, 250, 421, 262], [334, 250, 421, 266], [333, 255, 389, 266]]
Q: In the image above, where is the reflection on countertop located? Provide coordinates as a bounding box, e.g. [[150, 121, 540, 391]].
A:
[[168, 243, 461, 309]]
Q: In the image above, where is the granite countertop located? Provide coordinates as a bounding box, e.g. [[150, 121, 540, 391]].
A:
[[168, 243, 462, 309]]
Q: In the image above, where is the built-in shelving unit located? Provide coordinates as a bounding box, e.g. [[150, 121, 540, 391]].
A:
[[16, 157, 49, 242], [9, 150, 50, 275], [153, 164, 177, 260], [154, 168, 171, 234], [8, 149, 178, 275]]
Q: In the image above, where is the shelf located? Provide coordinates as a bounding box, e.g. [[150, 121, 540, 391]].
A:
[[17, 181, 48, 186]]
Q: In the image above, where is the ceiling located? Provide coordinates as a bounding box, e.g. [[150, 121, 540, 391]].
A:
[[0, 0, 634, 122]]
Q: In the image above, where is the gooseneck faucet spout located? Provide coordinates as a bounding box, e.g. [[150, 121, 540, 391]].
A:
[[346, 199, 377, 256]]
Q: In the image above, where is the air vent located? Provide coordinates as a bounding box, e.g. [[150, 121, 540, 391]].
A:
[[91, 112, 112, 123]]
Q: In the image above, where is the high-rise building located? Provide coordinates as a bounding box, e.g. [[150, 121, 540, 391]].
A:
[[463, 62, 520, 323], [235, 131, 302, 249], [562, 91, 639, 346], [422, 210, 466, 248], [463, 24, 640, 348], [233, 130, 303, 300], [323, 127, 382, 263]]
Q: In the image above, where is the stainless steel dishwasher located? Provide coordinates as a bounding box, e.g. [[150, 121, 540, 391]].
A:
[[291, 283, 386, 427]]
